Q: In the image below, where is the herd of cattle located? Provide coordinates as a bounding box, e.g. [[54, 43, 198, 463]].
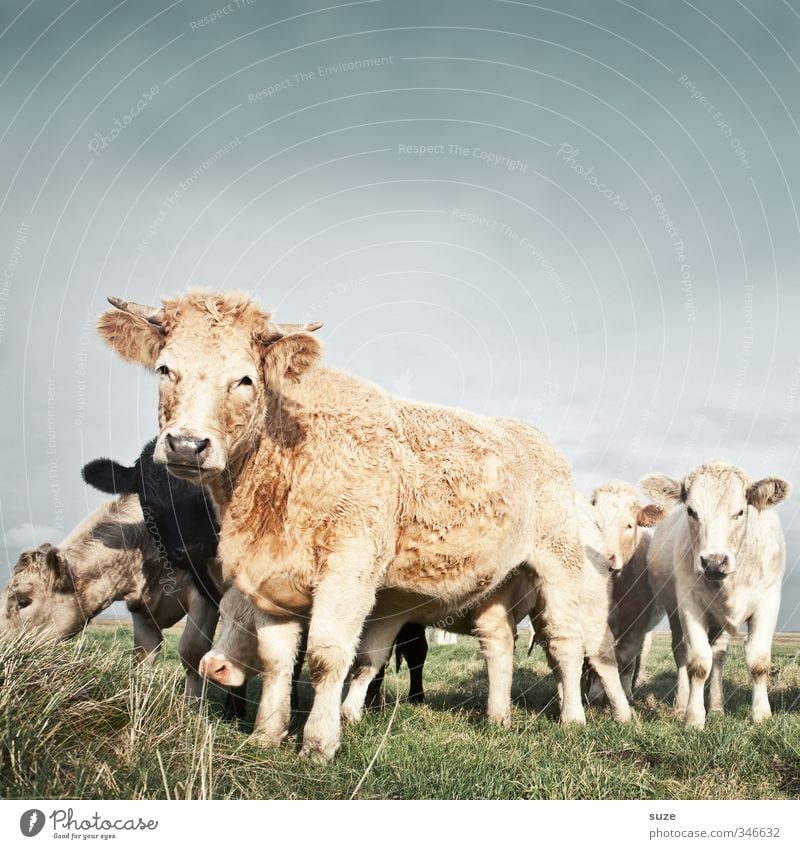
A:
[[0, 290, 791, 761]]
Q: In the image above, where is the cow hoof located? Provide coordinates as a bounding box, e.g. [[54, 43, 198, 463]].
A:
[[752, 708, 772, 724], [708, 706, 724, 715], [341, 704, 363, 725], [684, 713, 706, 730], [249, 731, 285, 749], [300, 738, 338, 763], [559, 707, 586, 726], [613, 706, 632, 723], [487, 712, 512, 729]]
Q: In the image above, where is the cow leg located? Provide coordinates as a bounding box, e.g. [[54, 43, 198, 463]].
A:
[[224, 683, 249, 721], [530, 556, 586, 725], [633, 630, 654, 691], [365, 661, 387, 710], [587, 625, 632, 722], [341, 613, 407, 725], [251, 613, 304, 747], [301, 560, 380, 761], [614, 628, 645, 702], [291, 630, 307, 714], [473, 602, 516, 727], [179, 596, 219, 703], [400, 623, 428, 703], [132, 613, 163, 665], [707, 626, 730, 714], [681, 604, 712, 729], [745, 589, 780, 723], [667, 610, 689, 717]]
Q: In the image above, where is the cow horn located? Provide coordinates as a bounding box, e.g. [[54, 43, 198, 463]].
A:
[[275, 321, 323, 334], [107, 296, 165, 328], [262, 320, 323, 343]]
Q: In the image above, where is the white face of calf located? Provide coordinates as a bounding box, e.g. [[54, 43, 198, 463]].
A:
[[591, 484, 665, 572], [199, 587, 259, 687], [642, 463, 790, 581]]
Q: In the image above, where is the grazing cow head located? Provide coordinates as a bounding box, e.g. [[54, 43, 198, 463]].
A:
[[642, 462, 791, 581], [96, 293, 322, 485], [0, 544, 85, 639], [198, 587, 258, 687], [590, 482, 665, 572], [81, 438, 220, 600], [0, 497, 152, 640]]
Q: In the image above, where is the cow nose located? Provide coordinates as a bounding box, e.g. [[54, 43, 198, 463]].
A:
[[165, 432, 211, 465], [607, 553, 617, 568], [701, 554, 729, 572]]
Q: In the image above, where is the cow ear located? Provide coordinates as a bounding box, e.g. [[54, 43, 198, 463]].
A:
[[82, 458, 138, 495], [637, 503, 666, 527], [262, 332, 323, 384], [640, 474, 685, 506], [747, 477, 791, 511], [45, 547, 74, 592], [97, 307, 164, 368]]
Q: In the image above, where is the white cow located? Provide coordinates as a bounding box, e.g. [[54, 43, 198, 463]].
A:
[[643, 461, 790, 728]]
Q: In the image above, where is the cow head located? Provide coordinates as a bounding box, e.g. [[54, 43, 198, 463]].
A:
[[642, 462, 791, 581], [590, 482, 665, 572], [0, 544, 86, 639], [81, 438, 219, 576], [96, 293, 323, 485], [198, 586, 259, 687]]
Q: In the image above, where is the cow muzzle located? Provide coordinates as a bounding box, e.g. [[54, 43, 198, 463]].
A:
[[199, 651, 245, 687], [156, 430, 222, 479], [699, 553, 733, 581]]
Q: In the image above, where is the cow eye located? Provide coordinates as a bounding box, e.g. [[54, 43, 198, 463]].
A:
[[16, 597, 32, 610], [686, 506, 698, 520], [235, 376, 253, 388], [626, 524, 634, 530], [156, 365, 171, 378], [734, 509, 744, 519]]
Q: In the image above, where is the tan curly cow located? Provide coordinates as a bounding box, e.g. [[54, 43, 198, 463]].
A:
[[97, 291, 586, 760]]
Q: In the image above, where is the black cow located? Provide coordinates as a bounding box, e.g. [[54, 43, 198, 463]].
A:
[[82, 439, 247, 719]]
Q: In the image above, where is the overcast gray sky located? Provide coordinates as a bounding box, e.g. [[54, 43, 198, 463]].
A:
[[1, 0, 799, 628]]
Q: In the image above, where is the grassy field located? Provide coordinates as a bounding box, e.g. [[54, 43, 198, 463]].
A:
[[1, 625, 799, 800]]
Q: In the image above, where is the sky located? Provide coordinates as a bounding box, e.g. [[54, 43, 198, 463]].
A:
[[0, 0, 799, 628]]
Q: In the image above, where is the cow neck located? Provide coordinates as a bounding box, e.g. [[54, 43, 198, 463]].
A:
[[59, 510, 151, 617], [207, 387, 306, 526]]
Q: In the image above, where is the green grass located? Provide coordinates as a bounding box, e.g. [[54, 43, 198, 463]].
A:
[[1, 626, 799, 799]]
